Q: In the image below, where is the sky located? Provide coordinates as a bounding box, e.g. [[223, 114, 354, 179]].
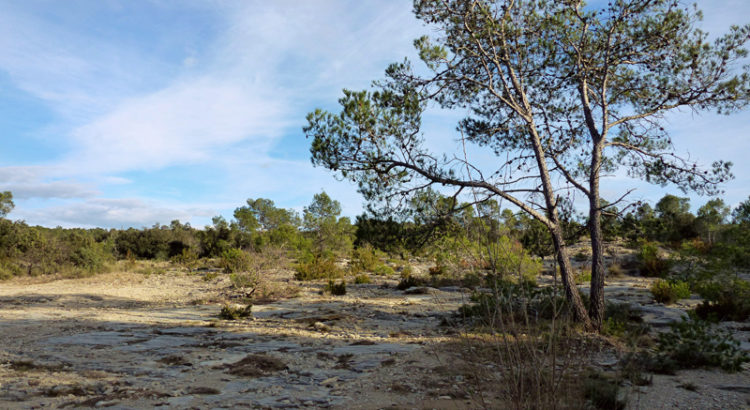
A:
[[0, 0, 748, 229]]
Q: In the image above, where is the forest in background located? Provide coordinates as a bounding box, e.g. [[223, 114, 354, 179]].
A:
[[1, 188, 749, 323]]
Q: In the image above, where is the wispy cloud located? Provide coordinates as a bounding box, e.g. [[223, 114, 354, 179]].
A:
[[15, 198, 216, 229]]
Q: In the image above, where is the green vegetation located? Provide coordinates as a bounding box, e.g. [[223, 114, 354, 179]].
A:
[[325, 280, 347, 296], [219, 304, 253, 320], [653, 318, 749, 372], [650, 279, 691, 304]]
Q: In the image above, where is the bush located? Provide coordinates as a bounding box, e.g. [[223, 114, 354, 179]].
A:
[[601, 302, 650, 345], [230, 271, 260, 292], [219, 248, 252, 273], [584, 372, 626, 410], [607, 263, 624, 278], [219, 304, 253, 320], [573, 250, 590, 262], [353, 274, 372, 284], [294, 254, 342, 281], [350, 244, 379, 272], [396, 275, 428, 290], [638, 242, 672, 277], [373, 264, 395, 276], [326, 280, 346, 295], [399, 264, 414, 278], [650, 279, 691, 304], [693, 276, 750, 321], [70, 243, 111, 273], [574, 267, 591, 285], [654, 318, 749, 372]]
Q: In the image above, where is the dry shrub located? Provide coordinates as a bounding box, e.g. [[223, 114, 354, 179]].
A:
[[223, 354, 287, 377], [230, 247, 293, 302], [450, 277, 605, 408]]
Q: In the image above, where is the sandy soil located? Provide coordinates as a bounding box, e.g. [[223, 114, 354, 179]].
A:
[[0, 269, 747, 409]]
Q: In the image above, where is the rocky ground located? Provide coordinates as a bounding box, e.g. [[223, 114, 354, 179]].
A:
[[0, 266, 748, 409]]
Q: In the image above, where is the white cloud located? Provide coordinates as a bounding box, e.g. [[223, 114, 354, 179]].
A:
[[61, 76, 289, 174], [15, 198, 217, 229]]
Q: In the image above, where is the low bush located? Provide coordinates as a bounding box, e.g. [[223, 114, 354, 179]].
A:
[[219, 304, 253, 320], [294, 254, 342, 281], [574, 267, 591, 285], [326, 280, 346, 295], [650, 279, 691, 304], [353, 274, 371, 284], [607, 263, 624, 278], [654, 318, 749, 372], [637, 242, 672, 277], [399, 264, 414, 278], [396, 275, 428, 290], [693, 275, 750, 321], [219, 248, 252, 273], [583, 372, 626, 410], [373, 264, 395, 276], [601, 302, 650, 346], [350, 244, 379, 272]]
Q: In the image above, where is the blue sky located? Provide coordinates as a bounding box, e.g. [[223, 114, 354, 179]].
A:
[[0, 0, 748, 228]]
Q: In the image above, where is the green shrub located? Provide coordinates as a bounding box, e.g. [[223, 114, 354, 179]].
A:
[[601, 302, 650, 345], [373, 264, 395, 276], [650, 279, 691, 304], [574, 268, 591, 285], [460, 271, 482, 288], [396, 275, 427, 290], [573, 250, 589, 262], [584, 372, 626, 410], [655, 318, 749, 372], [353, 274, 372, 284], [219, 304, 253, 320], [350, 244, 379, 271], [294, 254, 342, 281], [219, 248, 252, 273], [488, 236, 542, 282], [399, 264, 414, 278], [693, 276, 750, 321], [638, 243, 672, 277], [70, 243, 111, 273], [326, 280, 346, 295]]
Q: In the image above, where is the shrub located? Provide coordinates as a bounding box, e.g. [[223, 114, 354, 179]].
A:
[[326, 280, 346, 295], [230, 271, 260, 292], [488, 236, 542, 282], [428, 264, 445, 276], [650, 279, 691, 304], [601, 302, 650, 345], [373, 264, 395, 276], [637, 242, 672, 277], [219, 304, 253, 320], [350, 244, 379, 272], [172, 248, 199, 272], [583, 372, 626, 410], [693, 275, 750, 321], [573, 250, 589, 262], [574, 267, 591, 285], [607, 263, 624, 278], [396, 275, 428, 290], [294, 254, 342, 281], [399, 264, 414, 278], [219, 248, 252, 273], [353, 274, 371, 284], [654, 318, 749, 372], [70, 243, 111, 273]]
